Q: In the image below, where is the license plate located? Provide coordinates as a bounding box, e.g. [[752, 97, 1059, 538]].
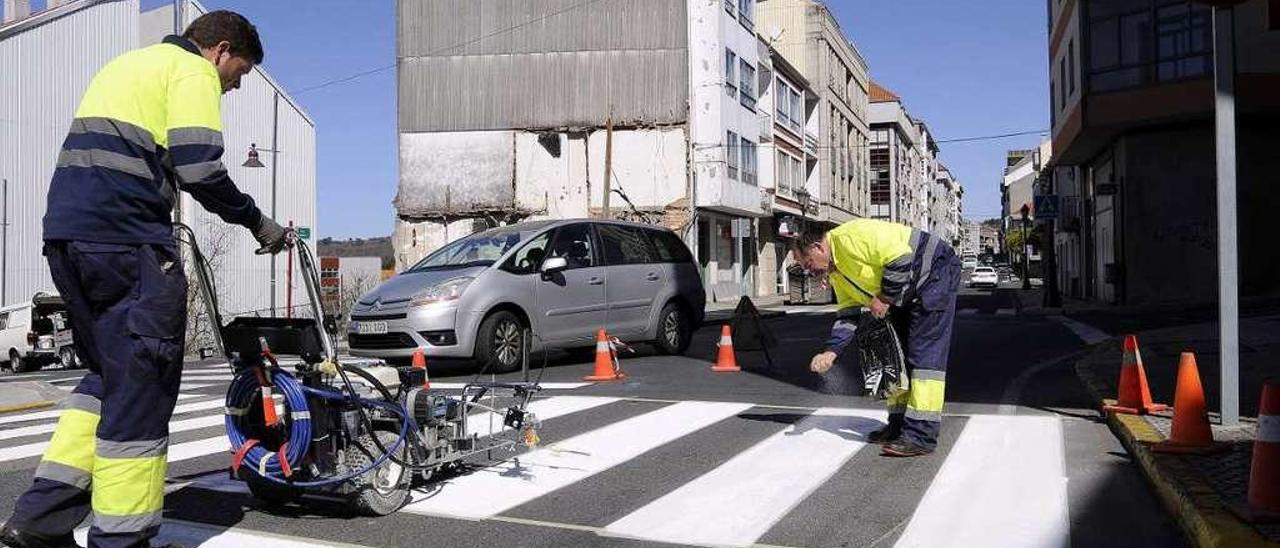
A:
[[356, 321, 388, 335]]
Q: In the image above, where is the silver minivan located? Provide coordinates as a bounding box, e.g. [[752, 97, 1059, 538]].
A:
[[347, 219, 705, 371]]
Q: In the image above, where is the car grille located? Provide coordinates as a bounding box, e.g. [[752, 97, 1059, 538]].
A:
[[350, 313, 408, 321], [348, 332, 417, 350]]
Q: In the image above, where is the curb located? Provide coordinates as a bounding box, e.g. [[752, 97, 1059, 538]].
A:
[[1074, 349, 1275, 547], [0, 400, 57, 415], [700, 309, 787, 327]]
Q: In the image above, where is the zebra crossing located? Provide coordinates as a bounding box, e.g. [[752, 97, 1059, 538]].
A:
[[958, 307, 1018, 316], [0, 384, 1071, 547]]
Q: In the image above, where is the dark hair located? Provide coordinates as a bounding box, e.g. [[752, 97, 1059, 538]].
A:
[[790, 230, 828, 255], [183, 10, 264, 64]]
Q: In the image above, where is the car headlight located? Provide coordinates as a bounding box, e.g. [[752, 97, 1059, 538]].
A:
[[410, 277, 474, 307]]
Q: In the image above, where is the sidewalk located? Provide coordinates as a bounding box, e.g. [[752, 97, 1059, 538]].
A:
[[1073, 314, 1280, 547], [0, 381, 67, 414], [702, 294, 838, 326]]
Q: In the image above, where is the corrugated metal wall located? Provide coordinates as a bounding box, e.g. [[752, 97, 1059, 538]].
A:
[[0, 0, 139, 305], [0, 0, 316, 321], [398, 0, 689, 131]]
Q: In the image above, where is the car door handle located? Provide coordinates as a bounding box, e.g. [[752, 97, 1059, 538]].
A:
[[588, 277, 604, 285], [645, 272, 660, 281]]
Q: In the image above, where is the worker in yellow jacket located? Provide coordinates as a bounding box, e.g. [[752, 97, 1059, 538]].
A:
[[2, 11, 286, 548], [791, 219, 961, 457]]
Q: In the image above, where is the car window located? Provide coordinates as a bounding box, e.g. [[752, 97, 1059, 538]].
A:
[[501, 231, 552, 275], [649, 229, 694, 263], [0, 313, 7, 330], [408, 228, 524, 271], [546, 224, 596, 270], [597, 225, 657, 265]]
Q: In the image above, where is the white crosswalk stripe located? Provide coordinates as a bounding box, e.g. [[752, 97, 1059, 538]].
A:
[[400, 401, 752, 520], [74, 520, 351, 548], [0, 394, 1072, 548], [603, 408, 885, 547]]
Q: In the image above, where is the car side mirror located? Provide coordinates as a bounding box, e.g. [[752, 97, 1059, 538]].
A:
[[541, 257, 568, 274]]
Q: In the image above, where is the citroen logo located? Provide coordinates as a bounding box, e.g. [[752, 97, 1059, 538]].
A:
[[371, 298, 382, 311]]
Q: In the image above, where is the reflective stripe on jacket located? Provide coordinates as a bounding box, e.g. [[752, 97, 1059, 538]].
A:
[[43, 35, 261, 244], [826, 219, 945, 310]]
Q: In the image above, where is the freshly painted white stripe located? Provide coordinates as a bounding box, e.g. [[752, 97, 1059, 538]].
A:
[[0, 395, 209, 427], [0, 412, 226, 463], [1050, 316, 1110, 345], [167, 436, 231, 463], [958, 308, 979, 316], [427, 382, 592, 390], [894, 415, 1070, 548], [47, 377, 81, 385], [180, 383, 215, 390], [0, 374, 53, 380], [467, 396, 620, 437], [401, 400, 752, 520], [181, 373, 233, 380], [75, 519, 359, 548], [603, 408, 885, 547], [995, 308, 1016, 316]]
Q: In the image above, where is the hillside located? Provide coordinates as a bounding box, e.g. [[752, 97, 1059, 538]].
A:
[[316, 236, 394, 269]]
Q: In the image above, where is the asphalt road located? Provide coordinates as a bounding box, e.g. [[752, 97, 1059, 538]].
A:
[[0, 285, 1184, 547]]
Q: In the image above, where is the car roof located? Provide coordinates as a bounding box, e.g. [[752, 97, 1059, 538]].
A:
[[488, 218, 675, 234], [975, 266, 995, 271]]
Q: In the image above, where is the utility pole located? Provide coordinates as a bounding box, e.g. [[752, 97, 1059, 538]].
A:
[[269, 92, 280, 317], [602, 115, 613, 220], [1206, 1, 1243, 426]]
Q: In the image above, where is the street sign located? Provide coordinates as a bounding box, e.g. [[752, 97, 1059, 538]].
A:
[[296, 226, 312, 240], [1034, 196, 1060, 219]]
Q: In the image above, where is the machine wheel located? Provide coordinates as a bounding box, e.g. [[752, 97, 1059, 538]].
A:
[[246, 474, 302, 507], [347, 431, 410, 516], [475, 310, 525, 374], [58, 347, 78, 370], [653, 302, 692, 356]]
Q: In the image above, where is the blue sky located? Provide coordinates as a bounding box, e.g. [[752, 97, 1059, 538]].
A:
[[9, 0, 1049, 238]]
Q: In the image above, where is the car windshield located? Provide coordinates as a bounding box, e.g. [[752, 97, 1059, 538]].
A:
[[407, 229, 524, 271], [976, 267, 994, 273]]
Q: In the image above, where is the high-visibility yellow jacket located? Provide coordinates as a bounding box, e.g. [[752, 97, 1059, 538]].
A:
[[43, 35, 261, 244], [826, 219, 944, 309]]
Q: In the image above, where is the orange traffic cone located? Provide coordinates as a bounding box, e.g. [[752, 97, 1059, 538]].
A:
[[412, 349, 430, 389], [584, 329, 624, 381], [1239, 381, 1280, 521], [712, 324, 740, 373], [1102, 335, 1167, 415], [1153, 353, 1228, 454]]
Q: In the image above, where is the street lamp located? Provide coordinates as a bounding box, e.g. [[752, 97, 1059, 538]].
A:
[[1020, 203, 1031, 290], [242, 141, 282, 317]]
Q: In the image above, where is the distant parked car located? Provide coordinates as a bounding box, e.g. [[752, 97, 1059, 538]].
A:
[[969, 267, 999, 289], [1, 293, 77, 373], [348, 219, 706, 372]]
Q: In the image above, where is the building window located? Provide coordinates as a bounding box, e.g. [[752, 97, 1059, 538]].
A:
[[777, 151, 791, 195], [725, 49, 737, 99], [726, 131, 739, 180], [738, 0, 754, 30], [1050, 81, 1057, 126], [775, 78, 790, 128], [1059, 58, 1067, 107], [739, 60, 756, 111], [789, 86, 802, 133], [741, 139, 757, 186], [1068, 39, 1076, 94], [1088, 0, 1210, 92]]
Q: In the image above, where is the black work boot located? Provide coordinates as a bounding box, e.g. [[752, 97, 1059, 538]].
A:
[[0, 523, 80, 548], [866, 426, 901, 445], [880, 440, 934, 458]]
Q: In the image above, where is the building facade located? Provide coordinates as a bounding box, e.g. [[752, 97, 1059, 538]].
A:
[[0, 0, 317, 319], [1045, 0, 1280, 304]]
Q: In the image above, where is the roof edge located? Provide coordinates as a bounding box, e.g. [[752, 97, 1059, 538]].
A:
[[0, 0, 121, 41]]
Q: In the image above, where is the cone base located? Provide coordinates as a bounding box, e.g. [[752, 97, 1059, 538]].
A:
[[584, 373, 624, 381], [711, 365, 741, 373], [1151, 440, 1231, 455], [1103, 403, 1168, 415], [1228, 502, 1280, 524]]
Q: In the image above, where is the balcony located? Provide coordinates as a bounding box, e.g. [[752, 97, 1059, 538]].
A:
[[803, 132, 818, 154]]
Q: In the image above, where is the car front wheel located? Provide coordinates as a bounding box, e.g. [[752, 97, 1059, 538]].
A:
[[475, 310, 525, 374]]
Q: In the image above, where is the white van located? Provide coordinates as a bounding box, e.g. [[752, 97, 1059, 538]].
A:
[[0, 293, 78, 373]]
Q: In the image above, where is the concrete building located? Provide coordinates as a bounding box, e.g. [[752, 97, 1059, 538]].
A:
[[757, 0, 871, 224], [0, 0, 317, 318], [868, 82, 922, 226], [1046, 0, 1280, 304], [395, 0, 795, 303], [1000, 147, 1040, 256], [960, 220, 981, 257], [931, 164, 962, 246], [756, 43, 819, 297]]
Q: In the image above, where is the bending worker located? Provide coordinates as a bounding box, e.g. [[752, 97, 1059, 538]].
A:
[[2, 11, 287, 548], [791, 219, 961, 458]]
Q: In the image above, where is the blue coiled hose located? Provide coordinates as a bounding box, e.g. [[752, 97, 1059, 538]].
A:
[[224, 367, 411, 488]]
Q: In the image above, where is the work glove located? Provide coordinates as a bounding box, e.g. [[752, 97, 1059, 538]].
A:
[[252, 215, 288, 255]]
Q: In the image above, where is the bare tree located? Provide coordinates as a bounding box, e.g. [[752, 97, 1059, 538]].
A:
[[183, 219, 234, 357]]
